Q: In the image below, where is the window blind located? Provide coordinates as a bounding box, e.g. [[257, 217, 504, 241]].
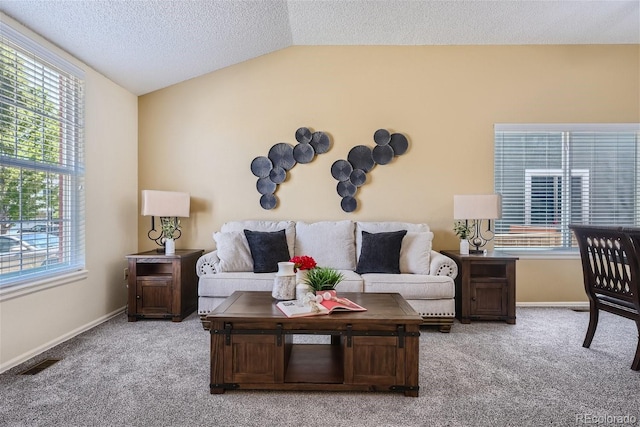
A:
[[0, 23, 85, 288], [494, 124, 639, 251]]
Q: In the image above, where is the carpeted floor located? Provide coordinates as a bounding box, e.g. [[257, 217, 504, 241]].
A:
[[0, 307, 638, 427]]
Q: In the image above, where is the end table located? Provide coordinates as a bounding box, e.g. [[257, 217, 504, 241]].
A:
[[441, 250, 518, 324], [126, 249, 204, 322]]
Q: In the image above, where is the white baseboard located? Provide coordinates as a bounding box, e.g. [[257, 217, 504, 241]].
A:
[[516, 301, 589, 309], [0, 306, 126, 374]]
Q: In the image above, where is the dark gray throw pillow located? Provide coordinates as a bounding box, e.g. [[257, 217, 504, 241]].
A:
[[356, 230, 407, 274], [243, 229, 290, 273]]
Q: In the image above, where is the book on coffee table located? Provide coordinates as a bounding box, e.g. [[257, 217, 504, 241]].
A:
[[276, 291, 367, 318]]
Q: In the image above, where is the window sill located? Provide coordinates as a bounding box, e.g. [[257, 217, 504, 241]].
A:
[[494, 249, 579, 260], [0, 269, 88, 302], [495, 248, 580, 260]]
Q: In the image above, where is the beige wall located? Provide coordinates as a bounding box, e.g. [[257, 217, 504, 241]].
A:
[[139, 45, 639, 305], [0, 39, 636, 371], [0, 15, 138, 371]]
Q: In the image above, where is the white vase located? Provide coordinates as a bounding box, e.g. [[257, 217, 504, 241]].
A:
[[276, 262, 295, 276], [296, 269, 309, 284], [459, 239, 470, 255], [165, 238, 175, 255], [296, 283, 313, 302], [273, 262, 296, 300]]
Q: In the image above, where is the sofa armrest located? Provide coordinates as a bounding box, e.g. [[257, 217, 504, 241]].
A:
[[430, 250, 458, 279], [196, 250, 220, 277]]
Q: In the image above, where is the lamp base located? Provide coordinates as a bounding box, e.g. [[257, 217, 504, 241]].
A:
[[469, 249, 485, 254]]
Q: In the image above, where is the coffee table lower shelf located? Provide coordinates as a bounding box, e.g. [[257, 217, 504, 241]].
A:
[[285, 344, 343, 384]]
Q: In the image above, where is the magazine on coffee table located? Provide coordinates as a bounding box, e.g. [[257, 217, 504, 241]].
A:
[[276, 290, 367, 318]]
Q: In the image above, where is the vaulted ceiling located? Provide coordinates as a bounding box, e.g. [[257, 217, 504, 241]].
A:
[[1, 0, 638, 95]]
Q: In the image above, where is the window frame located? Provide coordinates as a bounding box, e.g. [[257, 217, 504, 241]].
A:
[[0, 23, 86, 297]]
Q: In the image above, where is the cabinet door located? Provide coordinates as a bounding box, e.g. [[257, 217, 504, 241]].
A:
[[471, 280, 508, 317], [343, 336, 404, 386], [136, 276, 173, 315], [224, 335, 283, 384]]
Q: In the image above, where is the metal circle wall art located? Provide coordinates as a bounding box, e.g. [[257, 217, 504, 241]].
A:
[[330, 159, 353, 181], [250, 156, 272, 178], [331, 129, 410, 213], [256, 176, 277, 195], [251, 127, 332, 210], [337, 180, 357, 197], [269, 166, 287, 184], [372, 144, 394, 165], [347, 145, 375, 172], [373, 129, 391, 145], [341, 196, 357, 213], [389, 133, 409, 155], [295, 127, 312, 143], [349, 169, 367, 187], [268, 143, 296, 171], [260, 194, 277, 210], [293, 142, 315, 164], [310, 132, 330, 154]]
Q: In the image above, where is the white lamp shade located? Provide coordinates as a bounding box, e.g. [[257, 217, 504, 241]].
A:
[[141, 190, 190, 217], [454, 194, 502, 220]]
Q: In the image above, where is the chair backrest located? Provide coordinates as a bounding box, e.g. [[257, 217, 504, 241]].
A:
[[569, 225, 640, 310]]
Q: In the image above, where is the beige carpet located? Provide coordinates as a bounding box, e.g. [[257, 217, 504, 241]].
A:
[[0, 307, 638, 427]]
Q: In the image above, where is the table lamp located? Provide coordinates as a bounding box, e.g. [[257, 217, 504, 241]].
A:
[[454, 194, 502, 253], [141, 190, 190, 251]]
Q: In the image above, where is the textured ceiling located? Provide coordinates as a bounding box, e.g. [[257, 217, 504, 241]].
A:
[[1, 0, 638, 95]]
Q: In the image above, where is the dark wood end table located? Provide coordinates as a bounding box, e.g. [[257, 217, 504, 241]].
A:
[[126, 249, 203, 322], [441, 250, 518, 324]]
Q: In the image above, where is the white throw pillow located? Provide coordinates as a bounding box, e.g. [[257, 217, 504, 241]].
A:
[[400, 232, 433, 275], [295, 221, 356, 270], [213, 231, 253, 272], [221, 220, 295, 258]]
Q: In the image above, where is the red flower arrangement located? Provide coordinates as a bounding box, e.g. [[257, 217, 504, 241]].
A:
[[289, 255, 317, 271]]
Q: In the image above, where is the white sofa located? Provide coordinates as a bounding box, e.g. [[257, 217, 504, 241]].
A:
[[196, 220, 458, 331]]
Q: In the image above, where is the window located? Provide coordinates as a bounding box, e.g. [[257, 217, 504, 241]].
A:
[[0, 24, 85, 290], [494, 124, 639, 252]]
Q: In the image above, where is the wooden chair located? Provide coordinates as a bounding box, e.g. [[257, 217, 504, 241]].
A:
[[569, 225, 640, 370]]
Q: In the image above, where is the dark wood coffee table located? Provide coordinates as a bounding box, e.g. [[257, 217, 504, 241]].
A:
[[203, 291, 422, 396]]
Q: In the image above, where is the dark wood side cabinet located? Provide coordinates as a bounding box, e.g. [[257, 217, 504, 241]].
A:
[[441, 250, 518, 324], [126, 249, 203, 322]]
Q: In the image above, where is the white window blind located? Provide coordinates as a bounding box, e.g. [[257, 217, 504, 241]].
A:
[[494, 124, 639, 251], [0, 23, 85, 289]]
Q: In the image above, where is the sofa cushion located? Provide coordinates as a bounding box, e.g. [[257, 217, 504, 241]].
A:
[[197, 270, 363, 297], [213, 231, 253, 272], [244, 229, 290, 273], [221, 220, 295, 258], [333, 270, 364, 292], [198, 272, 277, 297], [356, 222, 433, 274], [362, 273, 455, 299], [295, 220, 356, 270], [356, 230, 407, 274]]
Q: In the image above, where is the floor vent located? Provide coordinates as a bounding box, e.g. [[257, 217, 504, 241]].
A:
[[19, 358, 61, 375]]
